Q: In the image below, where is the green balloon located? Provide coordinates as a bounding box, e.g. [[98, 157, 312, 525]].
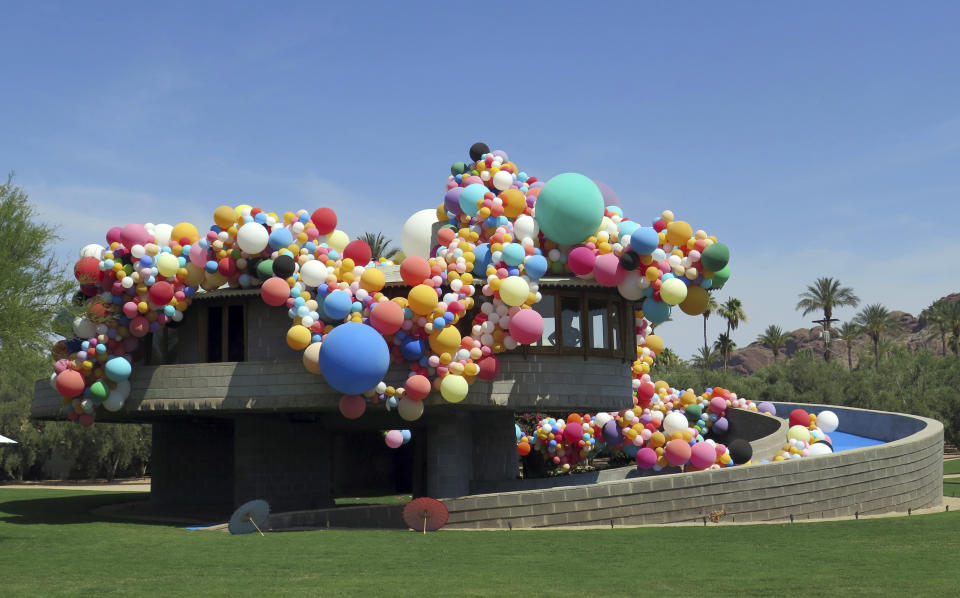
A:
[[90, 381, 110, 403], [701, 242, 730, 272], [256, 259, 274, 280], [686, 404, 702, 419], [534, 173, 604, 246], [711, 264, 731, 289], [450, 161, 467, 176]]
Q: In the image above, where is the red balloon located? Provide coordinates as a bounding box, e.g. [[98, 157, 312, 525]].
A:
[[400, 256, 431, 286], [517, 442, 531, 456], [343, 240, 372, 266], [74, 257, 101, 284], [789, 409, 810, 428], [218, 257, 239, 279], [369, 301, 404, 335], [664, 438, 692, 466], [404, 374, 431, 401], [148, 281, 174, 306], [476, 355, 501, 381], [129, 316, 150, 337], [338, 394, 366, 419], [56, 369, 86, 398], [311, 207, 338, 235], [260, 277, 291, 307], [79, 414, 95, 427]]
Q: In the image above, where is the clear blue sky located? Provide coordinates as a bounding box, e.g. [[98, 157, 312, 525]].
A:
[[3, 1, 958, 359]]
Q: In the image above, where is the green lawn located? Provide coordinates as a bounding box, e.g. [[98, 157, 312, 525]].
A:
[[943, 459, 960, 475], [1, 488, 959, 597], [334, 494, 411, 506]]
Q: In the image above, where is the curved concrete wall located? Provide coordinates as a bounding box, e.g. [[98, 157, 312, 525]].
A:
[[32, 354, 633, 420], [441, 405, 943, 528]]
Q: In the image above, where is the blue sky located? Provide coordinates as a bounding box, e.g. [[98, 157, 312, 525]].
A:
[[3, 1, 958, 359]]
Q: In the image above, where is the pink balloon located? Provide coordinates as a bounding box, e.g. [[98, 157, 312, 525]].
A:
[[593, 253, 626, 286], [664, 439, 692, 466], [338, 394, 366, 420], [509, 309, 544, 344], [710, 397, 727, 415], [385, 430, 404, 449], [690, 442, 718, 469], [106, 227, 123, 245], [120, 223, 152, 248], [636, 447, 658, 469], [568, 246, 596, 276], [189, 243, 208, 268], [563, 422, 583, 445]]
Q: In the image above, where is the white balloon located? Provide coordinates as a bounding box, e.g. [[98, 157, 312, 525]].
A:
[[112, 380, 131, 401], [514, 215, 539, 241], [102, 393, 125, 412], [400, 209, 439, 258], [73, 317, 96, 339], [662, 411, 688, 436], [153, 223, 173, 247], [817, 410, 839, 434], [80, 244, 105, 259], [236, 222, 269, 254], [397, 396, 424, 422], [617, 272, 646, 301], [299, 260, 328, 287]]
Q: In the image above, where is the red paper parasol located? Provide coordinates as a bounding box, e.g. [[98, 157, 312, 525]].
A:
[[402, 497, 449, 533]]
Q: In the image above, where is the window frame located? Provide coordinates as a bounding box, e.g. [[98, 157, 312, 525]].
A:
[[202, 300, 248, 363]]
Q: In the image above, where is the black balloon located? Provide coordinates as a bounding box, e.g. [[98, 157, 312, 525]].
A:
[[620, 250, 641, 271], [728, 438, 753, 464], [272, 255, 296, 279], [469, 142, 490, 162]]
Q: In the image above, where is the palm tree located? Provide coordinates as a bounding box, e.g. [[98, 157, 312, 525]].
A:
[[718, 297, 747, 338], [358, 232, 399, 260], [919, 301, 948, 356], [835, 321, 862, 370], [657, 347, 680, 367], [939, 300, 960, 356], [713, 333, 736, 371], [853, 303, 900, 369], [701, 294, 718, 354], [692, 346, 717, 369], [795, 277, 860, 362], [756, 325, 791, 362]]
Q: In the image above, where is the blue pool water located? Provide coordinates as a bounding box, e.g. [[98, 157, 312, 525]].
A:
[[827, 430, 885, 452]]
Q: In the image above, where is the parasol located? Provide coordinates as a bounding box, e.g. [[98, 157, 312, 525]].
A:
[[228, 499, 270, 536], [0, 434, 17, 444], [402, 497, 449, 533]]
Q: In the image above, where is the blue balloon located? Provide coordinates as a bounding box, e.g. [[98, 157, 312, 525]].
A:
[[618, 221, 640, 239], [515, 424, 522, 442], [458, 183, 487, 216], [523, 254, 548, 279], [317, 323, 390, 395], [629, 227, 660, 255], [323, 290, 353, 320], [401, 429, 412, 444], [502, 243, 525, 267], [401, 338, 424, 361], [643, 298, 672, 324], [472, 243, 492, 275], [268, 227, 294, 250], [104, 357, 132, 382]]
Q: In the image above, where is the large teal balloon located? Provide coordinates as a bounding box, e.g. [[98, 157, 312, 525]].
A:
[[534, 173, 604, 246]]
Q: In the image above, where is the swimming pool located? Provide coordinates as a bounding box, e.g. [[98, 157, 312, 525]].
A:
[[826, 430, 885, 451]]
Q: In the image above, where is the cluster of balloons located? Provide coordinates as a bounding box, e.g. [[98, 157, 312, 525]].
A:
[[518, 381, 759, 472], [772, 407, 839, 460], [384, 429, 412, 449]]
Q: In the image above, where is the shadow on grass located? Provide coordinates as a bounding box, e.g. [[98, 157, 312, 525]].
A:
[[0, 490, 163, 526]]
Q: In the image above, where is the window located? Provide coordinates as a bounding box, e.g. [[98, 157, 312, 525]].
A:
[[588, 298, 608, 349], [528, 289, 636, 361], [148, 326, 181, 365], [559, 296, 582, 348], [534, 295, 556, 347], [205, 303, 246, 362]]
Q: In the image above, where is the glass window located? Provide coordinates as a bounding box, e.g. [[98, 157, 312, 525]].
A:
[[206, 305, 223, 363], [559, 296, 582, 348], [534, 294, 556, 347], [227, 305, 245, 361], [588, 298, 608, 349], [149, 326, 181, 365], [610, 301, 621, 351]]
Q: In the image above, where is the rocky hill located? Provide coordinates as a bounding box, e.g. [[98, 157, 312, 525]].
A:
[[722, 292, 959, 374]]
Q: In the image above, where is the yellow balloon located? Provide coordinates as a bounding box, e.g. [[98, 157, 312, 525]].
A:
[[666, 220, 692, 246], [234, 204, 252, 219], [360, 267, 386, 292], [407, 284, 438, 316], [429, 325, 462, 355], [499, 188, 526, 219], [659, 278, 688, 306], [498, 276, 529, 307], [326, 230, 349, 253], [214, 206, 237, 229], [679, 284, 709, 316], [302, 341, 323, 374], [171, 222, 200, 245], [644, 334, 664, 354], [286, 325, 312, 351], [440, 374, 469, 403], [156, 253, 180, 278], [183, 263, 205, 286]]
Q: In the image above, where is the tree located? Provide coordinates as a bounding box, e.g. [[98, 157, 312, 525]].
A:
[[920, 300, 950, 356], [931, 300, 960, 357], [357, 232, 399, 261], [692, 346, 717, 369], [701, 293, 718, 354], [657, 347, 680, 367], [795, 277, 860, 362], [713, 333, 736, 371], [836, 321, 862, 370], [718, 297, 747, 338], [853, 303, 900, 370], [756, 325, 791, 362]]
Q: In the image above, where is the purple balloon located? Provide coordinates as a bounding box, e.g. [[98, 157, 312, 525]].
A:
[[444, 187, 464, 216], [757, 402, 776, 416], [492, 150, 509, 162], [713, 416, 729, 435], [593, 180, 621, 207], [603, 420, 621, 445]]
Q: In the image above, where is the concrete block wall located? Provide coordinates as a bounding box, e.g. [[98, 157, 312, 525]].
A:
[[151, 420, 234, 506], [440, 409, 943, 529]]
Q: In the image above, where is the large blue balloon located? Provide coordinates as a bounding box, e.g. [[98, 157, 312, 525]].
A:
[[318, 323, 390, 395], [643, 298, 672, 324], [629, 227, 660, 255], [472, 243, 492, 275], [323, 290, 353, 320]]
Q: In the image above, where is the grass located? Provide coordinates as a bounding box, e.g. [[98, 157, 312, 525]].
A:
[[2, 488, 960, 597], [334, 494, 411, 506], [943, 459, 960, 475]]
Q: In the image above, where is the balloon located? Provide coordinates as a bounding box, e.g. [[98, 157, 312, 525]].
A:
[[469, 141, 490, 162], [343, 240, 372, 265], [404, 374, 431, 401], [617, 272, 646, 300], [148, 281, 174, 306], [121, 223, 152, 248], [153, 223, 173, 247], [492, 170, 513, 191], [636, 447, 658, 469], [339, 394, 366, 419], [514, 214, 539, 241], [628, 227, 660, 255], [593, 180, 621, 207], [360, 268, 386, 292], [603, 420, 621, 445], [171, 222, 200, 245], [260, 277, 291, 306], [728, 438, 753, 464], [502, 243, 525, 267], [397, 396, 424, 421], [644, 334, 664, 354], [385, 429, 404, 449], [89, 381, 109, 403], [458, 183, 487, 217], [79, 244, 105, 260], [73, 317, 96, 339], [690, 442, 717, 469], [710, 264, 731, 289], [498, 276, 529, 307], [272, 255, 296, 279], [518, 442, 532, 456], [806, 442, 833, 456], [189, 243, 208, 268], [713, 417, 729, 434], [788, 425, 811, 443], [428, 326, 461, 355], [326, 230, 350, 253], [268, 227, 294, 250], [664, 439, 692, 466], [299, 260, 329, 287], [302, 342, 323, 374], [440, 374, 469, 403], [400, 209, 439, 258], [701, 242, 730, 272], [214, 205, 237, 229], [642, 298, 671, 324], [286, 325, 312, 350], [56, 369, 85, 398], [789, 409, 810, 428], [323, 290, 353, 321], [533, 173, 604, 246], [660, 278, 688, 305], [817, 410, 839, 434], [311, 208, 337, 235], [102, 392, 125, 412], [317, 323, 390, 395], [400, 256, 431, 286], [757, 402, 776, 415], [129, 315, 150, 337], [156, 253, 179, 278], [593, 253, 626, 286], [476, 356, 500, 381], [679, 285, 709, 316], [662, 411, 688, 436], [665, 220, 692, 246], [508, 309, 543, 344], [407, 284, 438, 316], [370, 300, 404, 335], [74, 257, 100, 284], [563, 422, 583, 444], [523, 254, 548, 280], [567, 246, 596, 276], [499, 188, 526, 219], [104, 357, 132, 382], [444, 187, 464, 215], [237, 222, 269, 254]]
